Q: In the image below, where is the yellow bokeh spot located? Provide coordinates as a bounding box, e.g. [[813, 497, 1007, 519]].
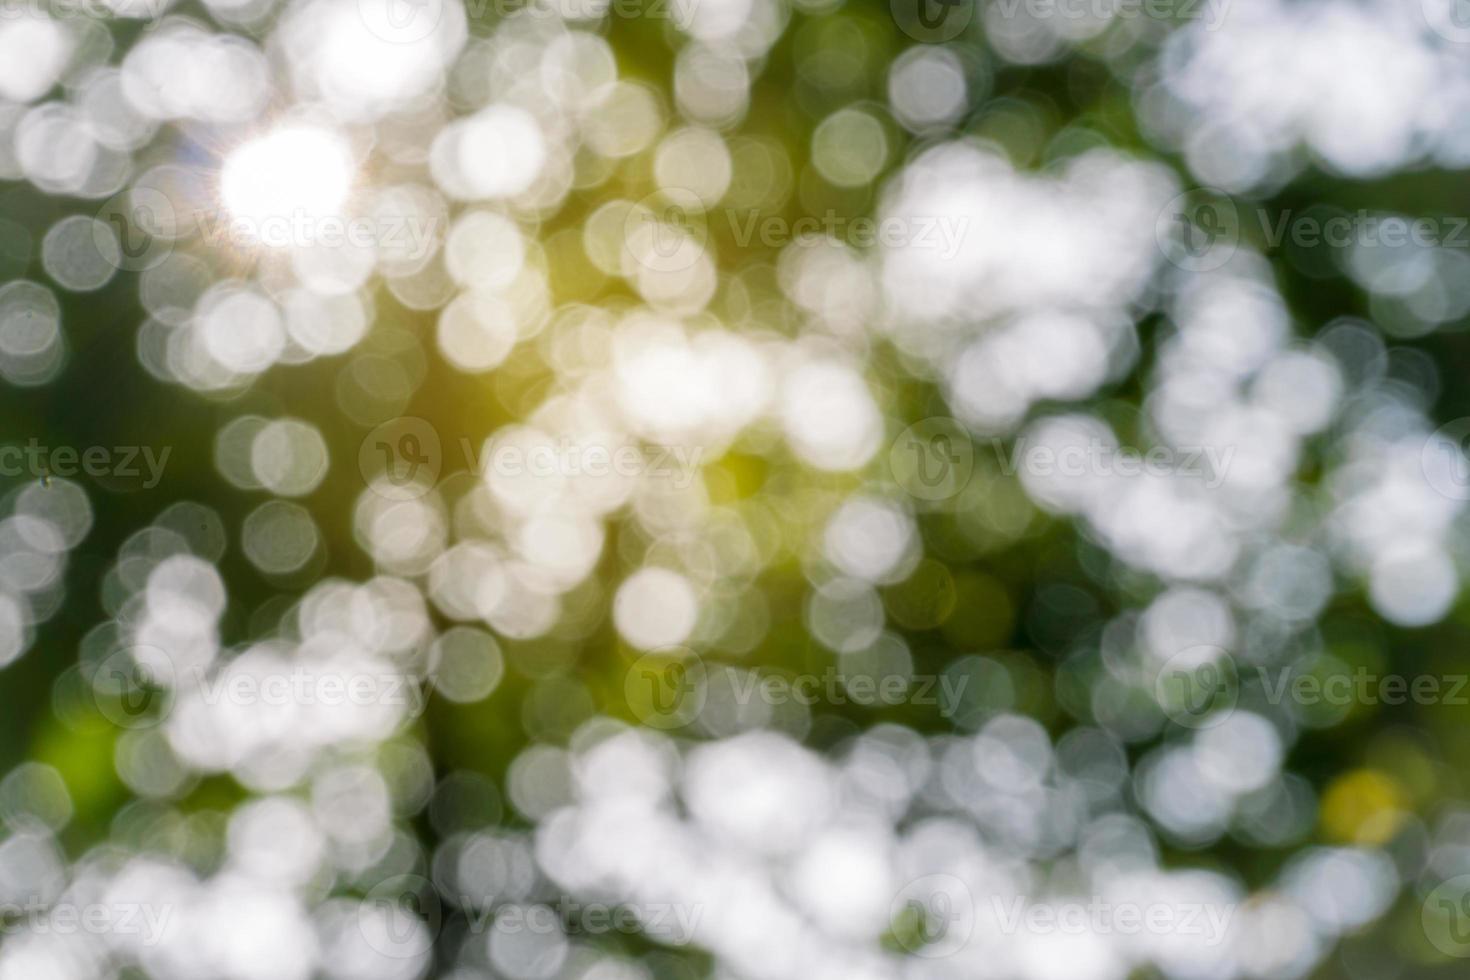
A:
[[1320, 769, 1407, 845]]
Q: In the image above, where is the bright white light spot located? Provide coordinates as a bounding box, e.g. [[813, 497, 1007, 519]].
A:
[[221, 127, 354, 231], [613, 567, 698, 649], [0, 16, 74, 105]]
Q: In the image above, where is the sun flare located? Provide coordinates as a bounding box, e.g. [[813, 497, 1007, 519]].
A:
[[219, 126, 354, 233]]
